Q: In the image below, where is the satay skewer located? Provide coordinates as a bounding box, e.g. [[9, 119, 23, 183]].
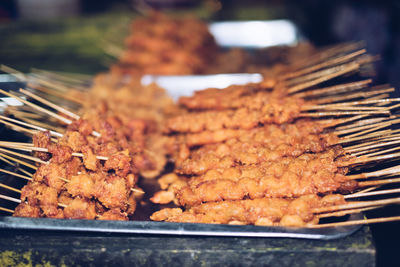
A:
[[309, 215, 400, 228], [0, 156, 33, 177], [312, 197, 400, 214], [345, 188, 400, 199], [0, 168, 32, 181], [20, 88, 80, 120], [0, 115, 63, 137], [0, 144, 109, 161], [0, 153, 37, 170], [317, 206, 383, 219], [0, 148, 48, 165], [0, 89, 100, 137], [0, 207, 14, 214]]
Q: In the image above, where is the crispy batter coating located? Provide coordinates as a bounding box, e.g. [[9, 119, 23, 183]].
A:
[[98, 209, 128, 221], [165, 96, 304, 134], [176, 150, 353, 206], [13, 203, 40, 218], [176, 124, 340, 175], [63, 197, 97, 220], [151, 194, 345, 226]]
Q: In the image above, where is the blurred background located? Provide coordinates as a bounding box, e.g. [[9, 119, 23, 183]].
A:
[[1, 1, 400, 266], [1, 0, 400, 89]]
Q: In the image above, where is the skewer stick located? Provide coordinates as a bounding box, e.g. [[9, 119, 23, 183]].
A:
[[317, 206, 382, 218], [295, 79, 372, 98], [131, 188, 145, 194], [303, 105, 389, 111], [338, 130, 392, 144], [359, 177, 400, 187], [282, 49, 366, 80], [0, 145, 109, 161], [0, 155, 33, 177], [345, 188, 400, 199], [0, 207, 14, 214], [288, 62, 360, 94], [0, 168, 32, 181], [0, 153, 37, 170], [312, 197, 400, 214], [347, 139, 400, 154], [346, 165, 400, 180], [361, 146, 400, 158], [0, 183, 21, 193], [343, 122, 393, 139], [336, 117, 388, 131], [335, 121, 392, 136], [318, 115, 367, 129], [20, 88, 80, 120], [0, 194, 21, 204], [346, 153, 400, 166], [300, 110, 390, 117], [17, 89, 100, 137], [0, 148, 48, 165], [0, 89, 72, 125], [0, 119, 38, 135], [0, 115, 63, 137], [310, 216, 400, 228], [314, 88, 395, 104], [0, 65, 26, 81]]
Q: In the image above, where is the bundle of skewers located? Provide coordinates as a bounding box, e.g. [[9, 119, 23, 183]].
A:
[[150, 43, 400, 227], [0, 41, 400, 229]]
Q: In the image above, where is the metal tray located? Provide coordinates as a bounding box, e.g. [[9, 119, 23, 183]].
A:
[[0, 75, 364, 240]]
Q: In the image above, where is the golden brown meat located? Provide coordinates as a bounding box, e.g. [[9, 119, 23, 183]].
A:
[[63, 197, 97, 220], [151, 194, 345, 226]]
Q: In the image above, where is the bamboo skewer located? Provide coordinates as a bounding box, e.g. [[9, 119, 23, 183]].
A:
[[0, 155, 33, 177], [20, 88, 80, 120], [0, 153, 37, 170], [0, 168, 32, 181], [317, 206, 382, 219], [310, 216, 400, 228], [0, 194, 21, 204], [0, 89, 100, 137], [295, 79, 372, 98], [282, 49, 366, 81], [358, 177, 400, 187], [312, 197, 400, 214], [0, 115, 63, 137], [0, 207, 14, 214], [288, 62, 360, 94], [0, 89, 72, 124], [0, 148, 48, 165], [0, 182, 21, 193], [346, 165, 400, 180], [314, 88, 395, 104], [345, 188, 400, 199], [0, 144, 109, 161], [0, 119, 38, 136]]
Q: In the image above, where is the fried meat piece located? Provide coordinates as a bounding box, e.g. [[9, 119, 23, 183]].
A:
[[32, 131, 51, 161], [82, 146, 99, 171], [13, 203, 40, 218], [104, 152, 132, 177], [94, 175, 129, 209], [63, 197, 97, 220], [65, 173, 95, 198], [98, 209, 128, 221]]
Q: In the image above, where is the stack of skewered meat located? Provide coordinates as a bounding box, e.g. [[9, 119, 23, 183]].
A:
[[149, 46, 400, 227], [1, 42, 400, 228], [114, 12, 218, 75]]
